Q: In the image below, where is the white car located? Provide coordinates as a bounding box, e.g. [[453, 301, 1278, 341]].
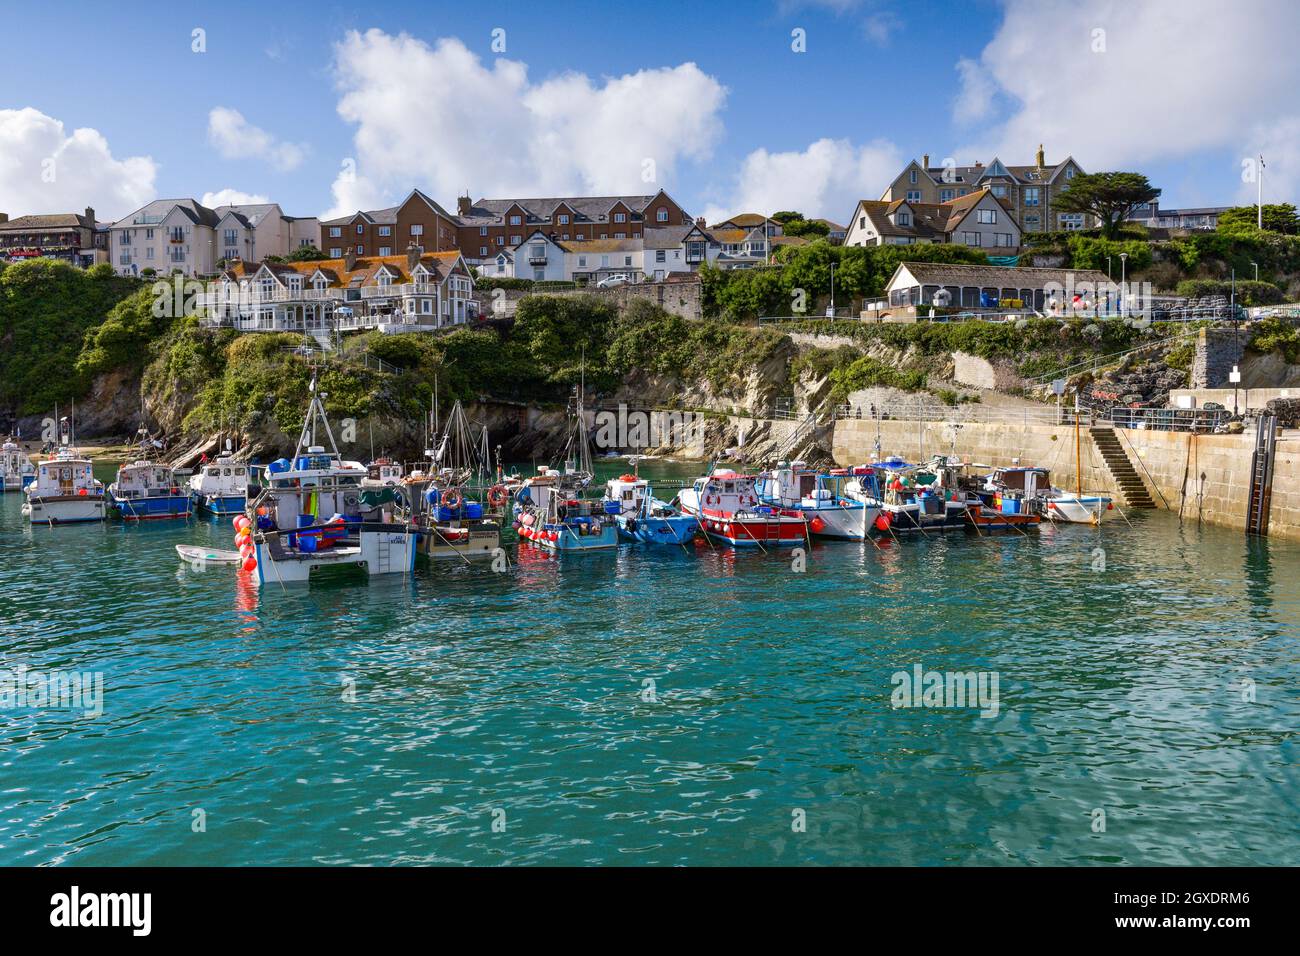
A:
[[596, 274, 631, 289]]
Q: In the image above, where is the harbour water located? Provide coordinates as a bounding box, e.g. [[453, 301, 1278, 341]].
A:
[[0, 459, 1296, 866]]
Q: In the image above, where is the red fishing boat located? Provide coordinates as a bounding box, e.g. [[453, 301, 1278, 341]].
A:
[[677, 468, 808, 547]]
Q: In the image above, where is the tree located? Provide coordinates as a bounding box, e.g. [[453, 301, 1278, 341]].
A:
[[1217, 203, 1300, 236], [1055, 171, 1160, 239], [286, 244, 330, 262]]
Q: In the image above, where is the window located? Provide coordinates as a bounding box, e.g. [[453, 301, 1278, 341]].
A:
[[356, 245, 364, 254], [479, 226, 488, 236], [510, 235, 521, 245], [615, 232, 625, 239], [223, 230, 238, 246], [496, 236, 505, 246], [624, 256, 632, 266], [410, 224, 423, 236], [379, 226, 391, 236], [558, 214, 569, 225], [614, 212, 626, 223], [859, 216, 866, 229], [657, 208, 668, 222], [329, 227, 341, 238], [962, 232, 982, 246], [578, 256, 587, 268], [479, 246, 487, 256], [977, 209, 996, 224], [145, 229, 154, 240], [1059, 213, 1084, 231], [655, 250, 666, 263], [356, 224, 364, 235], [533, 269, 544, 280], [991, 185, 1008, 198], [897, 212, 911, 226], [940, 189, 954, 202], [1024, 188, 1040, 206], [909, 168, 918, 184], [379, 246, 392, 256], [330, 248, 343, 258], [1066, 167, 1075, 179], [146, 247, 155, 260], [906, 190, 922, 202], [509, 215, 521, 226]]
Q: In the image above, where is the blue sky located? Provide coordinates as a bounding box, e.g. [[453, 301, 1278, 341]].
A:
[[3, 0, 1296, 222]]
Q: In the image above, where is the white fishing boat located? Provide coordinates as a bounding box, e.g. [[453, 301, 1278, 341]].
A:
[[243, 374, 418, 585], [0, 439, 35, 492], [757, 461, 881, 540], [189, 450, 255, 518], [23, 416, 105, 525]]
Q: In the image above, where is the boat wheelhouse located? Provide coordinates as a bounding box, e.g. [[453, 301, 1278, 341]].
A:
[[979, 465, 1112, 525], [189, 455, 255, 517], [757, 462, 881, 541], [245, 376, 418, 584], [678, 468, 808, 547], [0, 440, 35, 492], [364, 457, 404, 487]]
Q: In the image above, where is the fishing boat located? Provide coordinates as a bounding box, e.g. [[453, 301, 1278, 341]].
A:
[[363, 457, 404, 487], [243, 374, 418, 585], [513, 384, 616, 552], [1046, 395, 1115, 524], [23, 416, 105, 525], [604, 461, 698, 545], [844, 458, 967, 533], [757, 461, 881, 540], [0, 439, 35, 491], [189, 454, 256, 517], [678, 468, 808, 547], [107, 426, 192, 521], [403, 399, 501, 560]]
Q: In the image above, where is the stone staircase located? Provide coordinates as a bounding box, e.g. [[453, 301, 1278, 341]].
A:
[[1089, 426, 1155, 508]]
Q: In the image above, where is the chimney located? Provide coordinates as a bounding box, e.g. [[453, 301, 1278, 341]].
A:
[[406, 243, 421, 272], [0, 213, 8, 224], [922, 154, 930, 169], [457, 194, 471, 217], [344, 248, 357, 271], [696, 216, 706, 227], [1036, 143, 1045, 168], [84, 207, 95, 223]]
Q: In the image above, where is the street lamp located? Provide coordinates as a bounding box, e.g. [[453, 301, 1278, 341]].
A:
[[827, 261, 836, 319], [1251, 261, 1259, 282], [1106, 255, 1112, 281], [1119, 252, 1128, 316]]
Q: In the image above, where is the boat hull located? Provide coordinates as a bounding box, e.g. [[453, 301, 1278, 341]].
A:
[[24, 495, 106, 524], [803, 502, 880, 541], [1045, 495, 1114, 524], [519, 521, 618, 551], [615, 512, 699, 545], [878, 501, 968, 533], [252, 526, 418, 585], [696, 510, 807, 547], [194, 493, 246, 517], [418, 523, 501, 559], [110, 493, 192, 520]]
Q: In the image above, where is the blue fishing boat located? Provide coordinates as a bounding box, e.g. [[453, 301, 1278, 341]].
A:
[[188, 454, 256, 517], [604, 464, 698, 545], [108, 457, 192, 520], [756, 460, 881, 540]]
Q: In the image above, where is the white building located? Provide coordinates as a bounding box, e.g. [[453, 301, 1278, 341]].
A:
[[112, 198, 320, 277]]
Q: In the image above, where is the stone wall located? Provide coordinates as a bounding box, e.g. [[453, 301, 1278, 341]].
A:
[[1190, 327, 1247, 388], [478, 278, 703, 321]]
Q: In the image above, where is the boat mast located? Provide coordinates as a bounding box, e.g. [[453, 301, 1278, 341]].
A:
[[1074, 389, 1082, 499]]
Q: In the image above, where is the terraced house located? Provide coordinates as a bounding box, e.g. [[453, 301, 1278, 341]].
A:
[[843, 188, 1022, 250], [454, 190, 690, 266], [878, 146, 1089, 233], [199, 246, 475, 340], [319, 189, 461, 261]]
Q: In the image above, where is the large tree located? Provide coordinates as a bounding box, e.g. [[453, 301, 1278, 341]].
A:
[[1055, 171, 1160, 238], [1217, 203, 1300, 236]]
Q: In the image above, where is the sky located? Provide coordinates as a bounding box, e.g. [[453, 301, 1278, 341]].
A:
[[2, 0, 1297, 225]]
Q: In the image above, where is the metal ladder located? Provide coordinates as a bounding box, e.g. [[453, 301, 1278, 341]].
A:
[[1246, 414, 1277, 536]]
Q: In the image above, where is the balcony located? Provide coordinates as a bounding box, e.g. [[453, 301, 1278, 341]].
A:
[[528, 255, 548, 265]]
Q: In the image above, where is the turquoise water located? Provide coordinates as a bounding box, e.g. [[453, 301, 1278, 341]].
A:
[[0, 459, 1296, 866]]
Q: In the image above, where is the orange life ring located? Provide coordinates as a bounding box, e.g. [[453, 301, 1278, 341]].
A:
[[487, 484, 508, 508], [443, 489, 463, 509]]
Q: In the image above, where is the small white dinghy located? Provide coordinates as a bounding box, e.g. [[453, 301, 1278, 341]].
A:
[[175, 544, 244, 565]]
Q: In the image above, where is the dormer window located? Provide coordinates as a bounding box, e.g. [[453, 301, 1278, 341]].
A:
[[896, 212, 911, 226]]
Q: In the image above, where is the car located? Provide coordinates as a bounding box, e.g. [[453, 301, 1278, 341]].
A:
[[596, 274, 631, 289]]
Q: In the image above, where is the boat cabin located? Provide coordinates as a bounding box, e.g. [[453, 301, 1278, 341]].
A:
[[33, 453, 97, 496], [113, 461, 181, 498]]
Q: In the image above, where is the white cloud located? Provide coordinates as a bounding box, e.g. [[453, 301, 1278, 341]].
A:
[[323, 30, 726, 218], [201, 188, 270, 208], [703, 137, 903, 224], [207, 107, 306, 171], [954, 0, 1300, 204], [952, 58, 995, 124], [0, 107, 155, 220]]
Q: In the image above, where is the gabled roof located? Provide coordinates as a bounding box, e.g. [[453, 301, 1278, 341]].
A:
[[0, 211, 95, 231], [852, 189, 1016, 241], [457, 193, 668, 226], [226, 251, 469, 288], [113, 198, 222, 229]]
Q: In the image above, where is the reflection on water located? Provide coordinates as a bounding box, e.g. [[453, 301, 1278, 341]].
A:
[[0, 458, 1296, 866]]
